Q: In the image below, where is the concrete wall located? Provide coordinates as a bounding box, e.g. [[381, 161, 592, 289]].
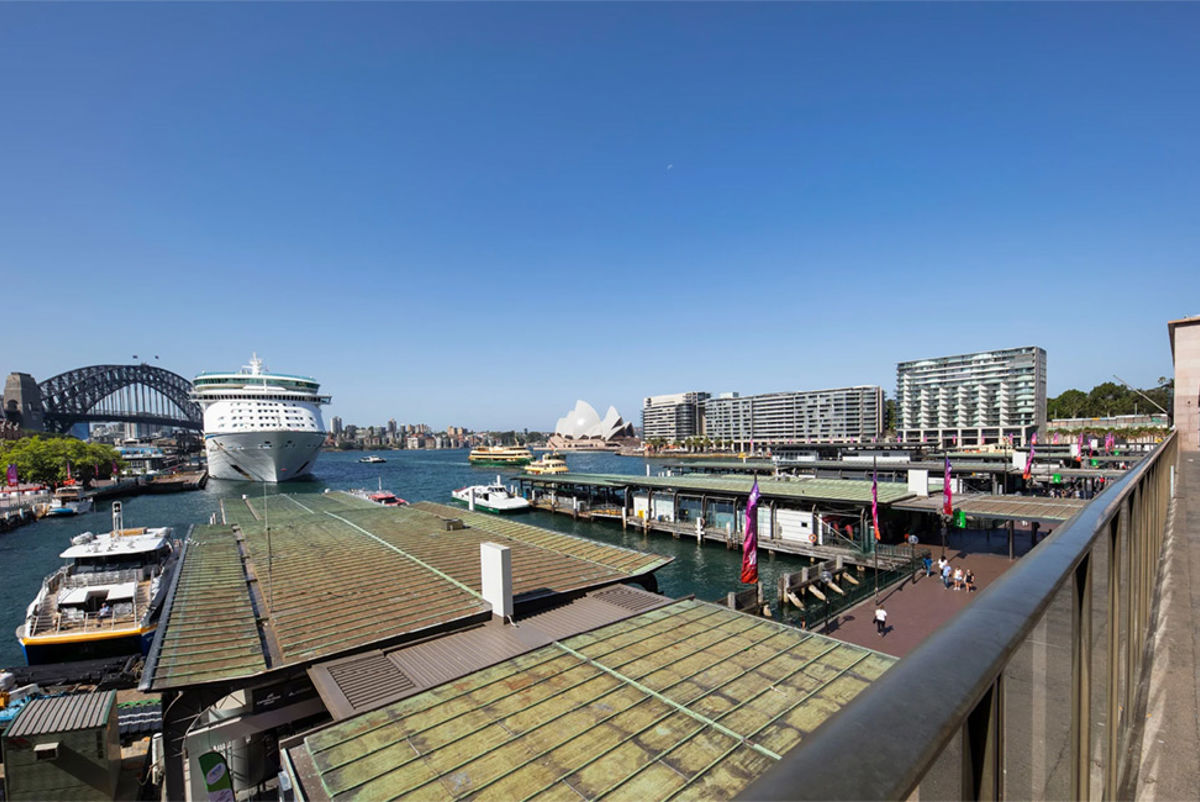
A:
[[1173, 319, 1200, 449]]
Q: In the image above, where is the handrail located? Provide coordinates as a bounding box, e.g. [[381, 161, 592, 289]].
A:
[[739, 430, 1177, 801]]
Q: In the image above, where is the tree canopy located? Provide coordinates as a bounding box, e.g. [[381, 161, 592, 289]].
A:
[[0, 435, 124, 487], [1047, 379, 1172, 421]]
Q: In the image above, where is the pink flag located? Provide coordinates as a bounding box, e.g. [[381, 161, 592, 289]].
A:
[[1023, 433, 1036, 481], [111, 460, 119, 477], [1053, 432, 1060, 445], [741, 480, 760, 584], [5, 463, 16, 487], [942, 457, 953, 516], [871, 470, 881, 541], [65, 460, 72, 480]]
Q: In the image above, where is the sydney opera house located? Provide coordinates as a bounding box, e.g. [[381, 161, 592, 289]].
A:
[[548, 400, 638, 451]]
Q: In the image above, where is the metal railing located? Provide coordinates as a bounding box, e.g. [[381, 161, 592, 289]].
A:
[[740, 430, 1178, 801]]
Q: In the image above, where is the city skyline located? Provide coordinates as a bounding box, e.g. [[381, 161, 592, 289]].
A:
[[3, 3, 1194, 429]]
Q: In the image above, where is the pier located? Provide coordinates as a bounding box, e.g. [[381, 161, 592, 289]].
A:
[[516, 471, 920, 568]]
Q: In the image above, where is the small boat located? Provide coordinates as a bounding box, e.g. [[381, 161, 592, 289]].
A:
[[467, 446, 533, 466], [348, 479, 408, 507], [43, 486, 94, 517], [526, 452, 569, 475], [451, 477, 531, 514], [359, 455, 387, 464], [16, 502, 179, 665]]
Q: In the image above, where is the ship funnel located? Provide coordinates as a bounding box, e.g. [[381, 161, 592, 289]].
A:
[[112, 501, 123, 534]]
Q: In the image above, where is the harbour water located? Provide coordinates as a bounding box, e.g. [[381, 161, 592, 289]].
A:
[[0, 449, 817, 669]]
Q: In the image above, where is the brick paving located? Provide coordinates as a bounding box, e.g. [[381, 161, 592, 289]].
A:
[[819, 526, 1040, 657]]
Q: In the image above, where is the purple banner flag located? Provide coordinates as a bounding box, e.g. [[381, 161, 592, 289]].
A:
[[741, 480, 760, 584], [942, 457, 953, 516], [871, 470, 880, 541], [5, 463, 16, 487]]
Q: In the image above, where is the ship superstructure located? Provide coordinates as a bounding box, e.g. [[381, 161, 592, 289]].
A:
[[193, 354, 330, 483]]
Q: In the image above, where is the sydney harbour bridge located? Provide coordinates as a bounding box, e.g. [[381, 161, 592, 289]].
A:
[[3, 362, 202, 434]]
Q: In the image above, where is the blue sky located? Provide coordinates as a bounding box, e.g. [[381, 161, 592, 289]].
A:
[[2, 3, 1196, 430]]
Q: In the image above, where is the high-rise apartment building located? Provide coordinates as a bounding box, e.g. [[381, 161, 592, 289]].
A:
[[642, 392, 711, 442], [331, 416, 343, 436], [703, 386, 883, 446], [896, 346, 1046, 446]]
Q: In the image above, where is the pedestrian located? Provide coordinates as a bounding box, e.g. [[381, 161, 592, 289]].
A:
[[874, 604, 888, 636], [953, 566, 964, 591], [923, 554, 933, 577], [965, 568, 976, 592], [942, 561, 952, 589], [937, 555, 947, 575]]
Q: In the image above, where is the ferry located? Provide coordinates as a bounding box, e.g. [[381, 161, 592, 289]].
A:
[[16, 503, 179, 665], [193, 354, 330, 483], [467, 446, 533, 466], [451, 479, 531, 514], [358, 455, 387, 464], [526, 452, 569, 475]]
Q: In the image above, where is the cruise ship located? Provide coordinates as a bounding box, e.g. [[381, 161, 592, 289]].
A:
[[194, 355, 330, 483]]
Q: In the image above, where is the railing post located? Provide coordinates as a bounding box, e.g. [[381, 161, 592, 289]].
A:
[[962, 678, 1003, 800], [1072, 553, 1092, 800]]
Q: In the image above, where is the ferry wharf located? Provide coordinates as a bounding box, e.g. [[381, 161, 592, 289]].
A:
[[515, 471, 1093, 568], [138, 491, 899, 801], [515, 471, 918, 569]]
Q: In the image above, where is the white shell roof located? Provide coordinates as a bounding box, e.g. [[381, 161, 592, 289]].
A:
[[553, 400, 632, 440]]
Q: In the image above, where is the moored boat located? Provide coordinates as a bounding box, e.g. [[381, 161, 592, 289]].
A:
[[451, 478, 531, 514], [348, 479, 408, 507], [194, 354, 331, 483], [467, 446, 533, 466], [16, 502, 179, 665], [43, 486, 94, 517]]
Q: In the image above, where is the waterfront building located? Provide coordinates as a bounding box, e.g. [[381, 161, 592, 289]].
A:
[[703, 386, 884, 448], [1168, 315, 1200, 448], [896, 346, 1046, 446], [330, 415, 342, 436], [548, 399, 637, 451], [641, 391, 710, 442]]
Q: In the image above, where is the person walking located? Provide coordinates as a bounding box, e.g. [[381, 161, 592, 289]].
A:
[[874, 604, 888, 637], [942, 561, 953, 589], [953, 566, 964, 591], [965, 568, 976, 592], [923, 554, 933, 577]]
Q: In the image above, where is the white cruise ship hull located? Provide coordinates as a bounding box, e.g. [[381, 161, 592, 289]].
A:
[[206, 430, 325, 483]]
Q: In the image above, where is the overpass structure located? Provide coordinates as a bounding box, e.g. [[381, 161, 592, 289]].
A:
[[3, 363, 202, 434]]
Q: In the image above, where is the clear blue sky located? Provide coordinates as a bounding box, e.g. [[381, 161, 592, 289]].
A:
[[3, 3, 1195, 430]]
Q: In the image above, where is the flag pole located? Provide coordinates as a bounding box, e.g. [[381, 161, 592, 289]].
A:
[[873, 455, 879, 603]]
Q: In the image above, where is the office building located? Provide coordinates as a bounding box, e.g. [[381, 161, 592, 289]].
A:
[[703, 386, 883, 446], [896, 346, 1046, 446], [641, 391, 710, 442]]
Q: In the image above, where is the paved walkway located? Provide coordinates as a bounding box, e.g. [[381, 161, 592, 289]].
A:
[[819, 528, 1035, 657], [1135, 451, 1200, 800]]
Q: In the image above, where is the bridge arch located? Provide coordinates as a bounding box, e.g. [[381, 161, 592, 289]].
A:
[[38, 364, 202, 433]]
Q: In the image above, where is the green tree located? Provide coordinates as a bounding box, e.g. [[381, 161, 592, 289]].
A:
[[0, 435, 124, 487]]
